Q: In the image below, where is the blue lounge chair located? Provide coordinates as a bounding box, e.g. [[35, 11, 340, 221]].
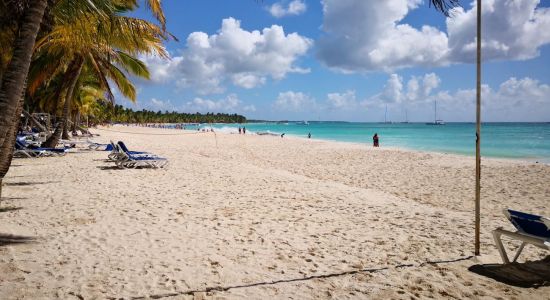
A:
[[14, 139, 68, 158], [117, 141, 151, 156], [111, 141, 168, 169], [493, 209, 550, 263]]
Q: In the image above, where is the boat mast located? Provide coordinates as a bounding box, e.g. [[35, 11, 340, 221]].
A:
[[434, 100, 437, 122]]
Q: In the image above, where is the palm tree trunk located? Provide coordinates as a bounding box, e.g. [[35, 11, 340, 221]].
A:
[[0, 0, 48, 148], [22, 109, 47, 132], [43, 58, 84, 147], [0, 102, 24, 200]]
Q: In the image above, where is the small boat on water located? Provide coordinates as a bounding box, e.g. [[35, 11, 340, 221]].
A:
[[296, 121, 309, 125], [426, 100, 445, 125], [426, 119, 446, 125]]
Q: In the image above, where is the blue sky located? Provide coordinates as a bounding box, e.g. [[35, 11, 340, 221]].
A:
[[121, 0, 550, 122]]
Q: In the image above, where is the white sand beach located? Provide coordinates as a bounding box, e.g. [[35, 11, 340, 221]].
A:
[[1, 125, 549, 299]]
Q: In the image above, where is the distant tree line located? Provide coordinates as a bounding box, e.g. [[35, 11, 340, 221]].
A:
[[93, 104, 247, 124]]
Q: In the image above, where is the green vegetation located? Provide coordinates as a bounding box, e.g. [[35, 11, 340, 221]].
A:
[[94, 104, 247, 124]]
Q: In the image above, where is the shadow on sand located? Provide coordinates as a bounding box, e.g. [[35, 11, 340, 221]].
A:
[[0, 233, 35, 246], [0, 197, 27, 201], [469, 256, 550, 288], [4, 181, 60, 186], [0, 206, 23, 213], [97, 165, 123, 170]]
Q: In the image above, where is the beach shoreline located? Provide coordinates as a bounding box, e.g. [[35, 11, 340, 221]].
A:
[[1, 125, 549, 299]]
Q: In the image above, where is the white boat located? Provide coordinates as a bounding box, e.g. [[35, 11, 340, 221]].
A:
[[296, 121, 309, 125], [426, 101, 445, 125]]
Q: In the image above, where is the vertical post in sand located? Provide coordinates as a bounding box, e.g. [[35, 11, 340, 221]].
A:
[[475, 0, 482, 256]]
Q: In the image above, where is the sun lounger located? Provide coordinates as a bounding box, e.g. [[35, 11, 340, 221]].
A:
[[14, 140, 47, 158], [107, 140, 167, 168], [117, 141, 151, 156], [107, 141, 150, 161], [493, 209, 550, 263], [115, 151, 168, 169], [14, 140, 68, 158], [59, 138, 107, 150]]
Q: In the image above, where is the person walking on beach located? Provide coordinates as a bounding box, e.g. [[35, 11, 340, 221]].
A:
[[373, 133, 379, 147], [308, 132, 311, 139], [243, 127, 246, 134], [238, 127, 242, 134]]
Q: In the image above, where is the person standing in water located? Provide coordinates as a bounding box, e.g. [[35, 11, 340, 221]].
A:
[[373, 133, 379, 147], [308, 132, 311, 139], [242, 127, 246, 134]]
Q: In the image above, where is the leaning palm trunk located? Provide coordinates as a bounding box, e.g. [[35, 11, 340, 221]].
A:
[[0, 0, 48, 199], [0, 0, 48, 149], [22, 109, 48, 132], [43, 58, 84, 147], [71, 111, 80, 135], [0, 103, 24, 200]]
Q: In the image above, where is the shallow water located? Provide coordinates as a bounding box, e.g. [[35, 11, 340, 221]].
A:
[[189, 122, 550, 162]]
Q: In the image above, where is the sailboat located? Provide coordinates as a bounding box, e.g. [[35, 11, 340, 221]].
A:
[[400, 109, 409, 124], [426, 100, 445, 125], [383, 105, 394, 124]]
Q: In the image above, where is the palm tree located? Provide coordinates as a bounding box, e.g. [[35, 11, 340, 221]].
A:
[[0, 0, 167, 198], [31, 10, 166, 146]]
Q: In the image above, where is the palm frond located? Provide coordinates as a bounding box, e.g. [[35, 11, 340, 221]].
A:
[[429, 0, 460, 16], [114, 51, 150, 79]]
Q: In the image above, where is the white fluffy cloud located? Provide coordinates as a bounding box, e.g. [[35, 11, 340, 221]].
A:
[[142, 18, 312, 94], [447, 0, 550, 62], [317, 0, 550, 72], [142, 98, 176, 111], [269, 0, 307, 18], [326, 90, 358, 109], [366, 73, 442, 105], [431, 77, 550, 120], [364, 74, 550, 121], [183, 94, 255, 113], [273, 91, 316, 111]]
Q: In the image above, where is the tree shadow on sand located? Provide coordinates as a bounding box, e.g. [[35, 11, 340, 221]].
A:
[[469, 256, 550, 288], [4, 181, 60, 186], [0, 233, 35, 246], [0, 206, 23, 213]]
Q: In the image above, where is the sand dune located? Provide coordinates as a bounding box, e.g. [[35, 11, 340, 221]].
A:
[[1, 125, 548, 299]]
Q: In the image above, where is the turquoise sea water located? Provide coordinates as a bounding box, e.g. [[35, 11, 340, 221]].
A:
[[201, 122, 550, 163]]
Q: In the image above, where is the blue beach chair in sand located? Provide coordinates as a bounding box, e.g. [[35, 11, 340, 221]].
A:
[[493, 209, 550, 263], [113, 141, 168, 169], [14, 139, 68, 158]]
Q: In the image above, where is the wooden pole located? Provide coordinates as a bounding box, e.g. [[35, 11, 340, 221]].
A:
[[475, 0, 482, 256]]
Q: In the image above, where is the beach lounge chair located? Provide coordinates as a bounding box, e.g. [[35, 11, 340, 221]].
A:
[[493, 209, 550, 263], [107, 141, 151, 161], [14, 140, 68, 158], [109, 141, 167, 169], [59, 138, 107, 150], [115, 151, 168, 169], [117, 141, 151, 156], [14, 140, 46, 158]]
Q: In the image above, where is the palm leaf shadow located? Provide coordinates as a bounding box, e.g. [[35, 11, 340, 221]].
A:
[[0, 233, 35, 246]]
